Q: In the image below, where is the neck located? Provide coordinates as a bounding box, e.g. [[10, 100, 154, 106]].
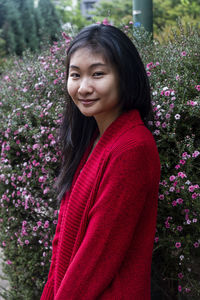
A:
[[94, 108, 123, 138]]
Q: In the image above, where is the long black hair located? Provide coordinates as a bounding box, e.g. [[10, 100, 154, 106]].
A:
[[56, 24, 152, 202]]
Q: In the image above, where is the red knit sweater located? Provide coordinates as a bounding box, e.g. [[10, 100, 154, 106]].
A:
[[41, 109, 160, 300]]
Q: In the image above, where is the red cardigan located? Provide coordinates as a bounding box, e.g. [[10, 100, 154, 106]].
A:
[[41, 109, 160, 300]]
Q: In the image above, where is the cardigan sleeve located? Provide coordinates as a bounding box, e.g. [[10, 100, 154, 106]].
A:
[[40, 195, 67, 300], [55, 143, 159, 300]]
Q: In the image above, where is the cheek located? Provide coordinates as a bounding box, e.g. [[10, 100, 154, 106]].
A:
[[67, 79, 76, 99]]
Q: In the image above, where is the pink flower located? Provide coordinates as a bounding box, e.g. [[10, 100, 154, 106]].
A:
[[22, 220, 27, 226], [159, 194, 164, 200], [4, 75, 10, 81], [192, 150, 200, 158], [25, 240, 29, 245], [182, 152, 188, 158], [194, 242, 199, 248], [175, 164, 180, 169], [176, 198, 183, 204], [62, 32, 71, 43], [44, 221, 49, 228], [178, 273, 184, 279], [53, 79, 59, 85], [195, 85, 200, 91], [146, 71, 151, 77], [146, 62, 153, 70], [33, 144, 40, 150], [154, 237, 159, 243], [178, 285, 182, 292], [102, 18, 110, 25], [181, 51, 187, 56], [48, 134, 54, 140], [6, 260, 12, 265], [38, 176, 45, 183], [187, 100, 197, 106], [169, 175, 176, 181], [175, 242, 181, 248], [177, 226, 183, 232], [165, 91, 170, 96], [188, 185, 195, 192], [192, 193, 197, 199], [37, 221, 42, 227], [43, 187, 50, 194], [178, 172, 186, 178]]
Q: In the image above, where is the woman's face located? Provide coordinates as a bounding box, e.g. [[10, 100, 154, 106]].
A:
[[67, 47, 122, 123]]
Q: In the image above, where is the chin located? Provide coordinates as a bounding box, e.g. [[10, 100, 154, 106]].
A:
[[79, 110, 95, 117]]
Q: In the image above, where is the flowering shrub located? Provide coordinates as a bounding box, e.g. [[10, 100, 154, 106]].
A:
[[143, 27, 200, 298], [0, 39, 69, 299], [0, 23, 200, 299]]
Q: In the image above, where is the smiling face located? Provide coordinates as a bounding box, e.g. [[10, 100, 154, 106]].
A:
[[67, 47, 122, 134]]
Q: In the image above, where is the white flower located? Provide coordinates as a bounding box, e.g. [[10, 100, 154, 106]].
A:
[[180, 255, 184, 261], [175, 114, 181, 120], [185, 180, 191, 185]]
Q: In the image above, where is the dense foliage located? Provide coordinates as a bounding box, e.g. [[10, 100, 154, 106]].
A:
[[0, 38, 68, 299], [0, 22, 200, 299], [0, 0, 61, 56], [54, 0, 90, 32]]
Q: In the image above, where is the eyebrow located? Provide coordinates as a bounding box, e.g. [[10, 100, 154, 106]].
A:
[[69, 63, 107, 70]]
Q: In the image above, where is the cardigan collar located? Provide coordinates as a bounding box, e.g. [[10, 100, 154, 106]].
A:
[[71, 109, 144, 190], [95, 109, 144, 144]]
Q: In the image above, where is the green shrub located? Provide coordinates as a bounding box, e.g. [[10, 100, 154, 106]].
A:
[[0, 23, 200, 299], [0, 39, 68, 299]]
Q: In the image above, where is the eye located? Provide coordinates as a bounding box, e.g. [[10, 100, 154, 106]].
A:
[[93, 72, 105, 77], [69, 73, 80, 78]]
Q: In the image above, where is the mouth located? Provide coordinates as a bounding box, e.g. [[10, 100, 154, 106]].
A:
[[78, 99, 98, 102], [78, 99, 99, 105]]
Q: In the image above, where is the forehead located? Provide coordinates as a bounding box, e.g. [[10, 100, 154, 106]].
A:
[[69, 47, 109, 66]]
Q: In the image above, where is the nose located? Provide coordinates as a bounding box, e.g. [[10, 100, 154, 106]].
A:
[[78, 77, 93, 95]]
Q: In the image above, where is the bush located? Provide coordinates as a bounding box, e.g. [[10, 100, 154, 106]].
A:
[[0, 23, 200, 299], [0, 38, 69, 299], [142, 25, 200, 298]]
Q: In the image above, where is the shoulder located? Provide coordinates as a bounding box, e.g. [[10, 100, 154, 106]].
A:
[[108, 124, 158, 158]]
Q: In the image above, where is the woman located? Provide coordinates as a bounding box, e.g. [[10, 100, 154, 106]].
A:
[[41, 24, 160, 300]]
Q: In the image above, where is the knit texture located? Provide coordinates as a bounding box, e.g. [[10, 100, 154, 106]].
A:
[[40, 109, 160, 300]]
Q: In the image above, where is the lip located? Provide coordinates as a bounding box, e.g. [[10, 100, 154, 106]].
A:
[[78, 99, 99, 105], [78, 99, 98, 102]]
